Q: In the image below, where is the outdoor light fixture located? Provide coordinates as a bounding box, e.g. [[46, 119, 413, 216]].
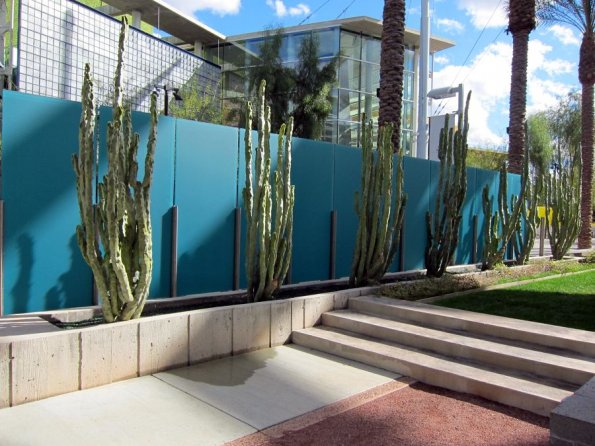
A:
[[427, 83, 464, 115], [154, 85, 183, 116]]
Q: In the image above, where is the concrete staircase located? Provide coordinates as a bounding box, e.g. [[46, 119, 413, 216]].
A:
[[292, 295, 595, 416]]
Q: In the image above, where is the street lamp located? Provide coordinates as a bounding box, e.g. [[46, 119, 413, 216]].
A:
[[427, 84, 464, 115]]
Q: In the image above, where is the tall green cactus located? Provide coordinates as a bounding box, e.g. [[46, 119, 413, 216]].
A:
[[481, 155, 530, 270], [512, 164, 541, 265], [425, 93, 471, 278], [72, 20, 158, 322], [350, 120, 407, 287], [244, 80, 295, 302], [545, 145, 581, 260]]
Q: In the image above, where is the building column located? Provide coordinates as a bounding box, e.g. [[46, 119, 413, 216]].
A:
[[194, 40, 204, 57], [131, 10, 141, 29]]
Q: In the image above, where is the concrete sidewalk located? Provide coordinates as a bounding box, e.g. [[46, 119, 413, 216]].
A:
[[0, 345, 401, 446]]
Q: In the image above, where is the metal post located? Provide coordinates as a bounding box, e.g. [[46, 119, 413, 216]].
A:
[[472, 215, 478, 264], [164, 85, 169, 116], [399, 220, 406, 272], [233, 207, 241, 290], [0, 200, 4, 316], [329, 210, 337, 280], [170, 205, 178, 297], [416, 0, 430, 159], [539, 217, 545, 256]]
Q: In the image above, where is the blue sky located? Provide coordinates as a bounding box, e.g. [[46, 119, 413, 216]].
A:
[[162, 0, 582, 149]]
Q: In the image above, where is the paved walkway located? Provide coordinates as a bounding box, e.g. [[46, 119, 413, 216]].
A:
[[0, 344, 550, 446], [0, 345, 400, 445]]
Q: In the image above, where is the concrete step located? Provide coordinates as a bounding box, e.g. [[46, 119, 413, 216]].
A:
[[349, 295, 595, 357], [292, 326, 575, 417], [323, 310, 595, 386]]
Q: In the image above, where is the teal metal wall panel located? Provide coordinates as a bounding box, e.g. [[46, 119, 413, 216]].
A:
[[2, 91, 93, 314], [96, 108, 175, 299], [175, 120, 238, 295], [403, 156, 431, 270], [456, 168, 478, 265], [291, 138, 334, 283], [333, 145, 362, 279]]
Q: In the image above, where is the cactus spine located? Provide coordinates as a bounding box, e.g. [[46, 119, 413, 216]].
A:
[[481, 154, 530, 270], [73, 20, 158, 322], [350, 120, 407, 287], [545, 145, 581, 260], [425, 92, 471, 278], [244, 80, 295, 302]]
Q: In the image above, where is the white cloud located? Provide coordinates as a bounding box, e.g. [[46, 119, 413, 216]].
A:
[[436, 18, 464, 34], [548, 24, 581, 46], [266, 0, 310, 17], [456, 0, 507, 29], [163, 0, 241, 16], [431, 39, 575, 148], [434, 55, 450, 65]]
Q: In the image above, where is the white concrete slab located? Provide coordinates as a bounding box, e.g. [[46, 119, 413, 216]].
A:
[[155, 344, 400, 430], [0, 376, 255, 446]]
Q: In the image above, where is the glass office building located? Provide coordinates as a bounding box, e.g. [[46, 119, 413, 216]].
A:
[[206, 18, 453, 154]]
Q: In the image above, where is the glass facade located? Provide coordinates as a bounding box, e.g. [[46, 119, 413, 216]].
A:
[[208, 26, 416, 152]]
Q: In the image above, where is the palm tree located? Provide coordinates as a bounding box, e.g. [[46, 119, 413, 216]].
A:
[[379, 0, 406, 149], [538, 0, 594, 248], [507, 0, 537, 175]]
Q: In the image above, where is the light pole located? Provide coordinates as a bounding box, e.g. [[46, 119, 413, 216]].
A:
[[156, 85, 182, 116]]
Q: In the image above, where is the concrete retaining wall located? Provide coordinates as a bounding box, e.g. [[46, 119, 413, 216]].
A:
[[0, 286, 376, 408]]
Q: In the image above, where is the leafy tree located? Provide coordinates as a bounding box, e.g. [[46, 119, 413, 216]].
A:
[[379, 0, 406, 150], [546, 92, 582, 161], [247, 29, 294, 132], [291, 34, 338, 140], [168, 74, 224, 124], [506, 0, 537, 174], [538, 0, 594, 248], [527, 112, 553, 178]]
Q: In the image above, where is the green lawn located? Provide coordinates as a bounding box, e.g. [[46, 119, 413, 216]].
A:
[[435, 270, 595, 331]]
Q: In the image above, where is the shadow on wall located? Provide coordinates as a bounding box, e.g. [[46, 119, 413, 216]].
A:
[[45, 235, 92, 311], [177, 209, 236, 296], [11, 234, 33, 314]]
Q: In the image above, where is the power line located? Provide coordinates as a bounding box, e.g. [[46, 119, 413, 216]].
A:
[[336, 0, 357, 19], [298, 0, 332, 25], [432, 0, 505, 116]]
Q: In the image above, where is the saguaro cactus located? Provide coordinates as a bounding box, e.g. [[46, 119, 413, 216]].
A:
[[244, 80, 295, 302], [481, 156, 529, 270], [545, 145, 581, 260], [73, 20, 158, 322], [425, 93, 471, 278], [350, 120, 407, 287]]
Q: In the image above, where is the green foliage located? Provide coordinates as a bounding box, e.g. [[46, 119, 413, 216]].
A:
[[350, 120, 407, 287], [545, 144, 582, 260], [168, 75, 223, 124], [72, 20, 158, 322], [481, 155, 530, 270], [425, 93, 471, 278], [243, 80, 295, 302], [546, 92, 582, 159], [466, 148, 507, 171], [246, 29, 338, 138], [526, 112, 553, 177], [291, 34, 338, 140], [247, 29, 294, 132]]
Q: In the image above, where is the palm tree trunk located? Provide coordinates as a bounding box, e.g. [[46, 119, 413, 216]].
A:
[[379, 0, 406, 150], [578, 81, 593, 248], [508, 28, 530, 175]]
